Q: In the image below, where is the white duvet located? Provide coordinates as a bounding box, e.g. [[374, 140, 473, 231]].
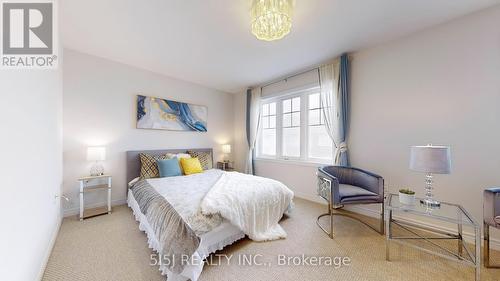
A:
[[145, 169, 224, 235], [144, 169, 294, 241], [201, 171, 294, 241]]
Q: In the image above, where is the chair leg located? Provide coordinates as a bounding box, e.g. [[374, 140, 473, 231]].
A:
[[317, 203, 385, 238], [317, 202, 334, 239], [485, 223, 490, 267], [330, 205, 334, 238], [484, 223, 500, 268], [379, 203, 385, 235]]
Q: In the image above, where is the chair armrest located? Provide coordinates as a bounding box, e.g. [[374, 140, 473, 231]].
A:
[[347, 166, 384, 180], [349, 167, 384, 201], [320, 166, 384, 202], [484, 187, 500, 227], [317, 168, 340, 205]]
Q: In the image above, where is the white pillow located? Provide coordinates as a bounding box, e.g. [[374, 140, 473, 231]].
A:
[[128, 177, 140, 188], [175, 153, 191, 159], [165, 153, 176, 159]]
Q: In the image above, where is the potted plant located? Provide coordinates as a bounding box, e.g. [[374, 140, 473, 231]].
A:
[[399, 188, 416, 205]]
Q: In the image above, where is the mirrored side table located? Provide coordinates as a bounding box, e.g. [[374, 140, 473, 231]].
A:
[[217, 161, 234, 171], [77, 175, 112, 221], [385, 193, 480, 281]]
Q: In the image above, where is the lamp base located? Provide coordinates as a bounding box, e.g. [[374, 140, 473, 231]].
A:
[[420, 198, 441, 208], [420, 173, 440, 208], [90, 163, 104, 176]]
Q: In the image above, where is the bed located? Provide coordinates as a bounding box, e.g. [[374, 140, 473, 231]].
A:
[[126, 149, 293, 281]]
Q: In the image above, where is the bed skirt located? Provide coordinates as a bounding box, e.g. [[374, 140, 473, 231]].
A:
[[127, 190, 245, 281]]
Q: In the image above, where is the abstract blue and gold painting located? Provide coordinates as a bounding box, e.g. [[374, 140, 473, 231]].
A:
[[137, 95, 207, 132]]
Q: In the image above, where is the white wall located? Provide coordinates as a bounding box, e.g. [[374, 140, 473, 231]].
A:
[[62, 49, 235, 214], [255, 160, 320, 202], [0, 64, 63, 279], [234, 6, 500, 245], [350, 6, 500, 242]]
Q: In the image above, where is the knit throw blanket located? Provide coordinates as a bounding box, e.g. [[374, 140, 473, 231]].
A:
[[131, 180, 200, 274]]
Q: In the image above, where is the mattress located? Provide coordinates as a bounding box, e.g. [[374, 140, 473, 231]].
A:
[[128, 189, 245, 281]]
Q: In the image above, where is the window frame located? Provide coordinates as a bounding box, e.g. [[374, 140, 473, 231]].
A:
[[259, 101, 277, 158], [256, 87, 333, 165], [280, 95, 302, 160]]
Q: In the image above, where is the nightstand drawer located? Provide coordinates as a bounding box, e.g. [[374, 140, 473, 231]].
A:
[[83, 184, 109, 192]]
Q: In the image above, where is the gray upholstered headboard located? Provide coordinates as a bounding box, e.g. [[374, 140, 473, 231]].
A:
[[126, 148, 213, 183]]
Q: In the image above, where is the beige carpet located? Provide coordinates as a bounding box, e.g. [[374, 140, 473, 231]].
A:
[[43, 198, 500, 281]]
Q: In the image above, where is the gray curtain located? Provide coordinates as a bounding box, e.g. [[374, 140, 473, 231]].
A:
[[245, 87, 261, 174], [319, 54, 350, 166], [338, 54, 350, 166]]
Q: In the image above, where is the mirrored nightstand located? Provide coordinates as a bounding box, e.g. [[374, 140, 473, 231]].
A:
[[77, 175, 112, 221], [217, 161, 234, 171]]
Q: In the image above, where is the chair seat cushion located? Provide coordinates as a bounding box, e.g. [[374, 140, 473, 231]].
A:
[[339, 184, 377, 200], [341, 195, 381, 204]]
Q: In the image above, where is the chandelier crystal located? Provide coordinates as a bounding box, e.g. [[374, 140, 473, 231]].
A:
[[251, 0, 293, 41]]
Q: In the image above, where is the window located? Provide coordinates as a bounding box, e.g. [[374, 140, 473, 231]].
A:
[[282, 97, 300, 158], [260, 102, 276, 156], [308, 93, 333, 160], [257, 89, 333, 163]]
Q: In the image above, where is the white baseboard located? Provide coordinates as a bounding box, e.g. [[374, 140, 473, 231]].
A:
[[294, 193, 500, 251], [37, 215, 62, 281], [63, 198, 127, 217]]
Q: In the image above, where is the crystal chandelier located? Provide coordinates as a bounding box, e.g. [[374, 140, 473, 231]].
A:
[[251, 0, 293, 41]]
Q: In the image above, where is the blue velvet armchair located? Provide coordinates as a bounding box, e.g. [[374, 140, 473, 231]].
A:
[[317, 166, 385, 238]]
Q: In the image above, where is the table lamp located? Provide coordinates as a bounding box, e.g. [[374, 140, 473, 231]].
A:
[[222, 144, 231, 162], [87, 146, 106, 176], [409, 144, 451, 208]]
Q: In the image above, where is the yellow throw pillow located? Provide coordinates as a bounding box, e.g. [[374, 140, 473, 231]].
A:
[[180, 157, 203, 175]]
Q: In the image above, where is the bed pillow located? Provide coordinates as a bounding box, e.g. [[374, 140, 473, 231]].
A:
[[180, 157, 203, 175], [128, 177, 140, 188], [157, 158, 182, 177], [139, 153, 173, 179], [164, 153, 176, 159], [175, 153, 192, 159], [187, 150, 213, 170], [173, 153, 191, 174]]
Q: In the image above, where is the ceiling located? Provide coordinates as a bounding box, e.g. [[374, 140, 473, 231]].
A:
[[61, 0, 500, 94]]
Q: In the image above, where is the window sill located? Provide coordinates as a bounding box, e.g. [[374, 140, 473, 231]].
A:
[[254, 157, 331, 168]]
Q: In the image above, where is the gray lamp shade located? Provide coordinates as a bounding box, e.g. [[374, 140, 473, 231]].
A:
[[409, 145, 451, 174]]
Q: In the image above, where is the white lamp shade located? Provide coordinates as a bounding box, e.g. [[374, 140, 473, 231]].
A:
[[87, 146, 106, 161], [222, 144, 231, 154], [409, 145, 451, 174]]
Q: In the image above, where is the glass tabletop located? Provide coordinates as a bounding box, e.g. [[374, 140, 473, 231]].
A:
[[385, 193, 477, 226]]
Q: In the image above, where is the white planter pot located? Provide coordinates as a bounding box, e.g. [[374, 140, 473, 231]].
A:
[[399, 192, 416, 205]]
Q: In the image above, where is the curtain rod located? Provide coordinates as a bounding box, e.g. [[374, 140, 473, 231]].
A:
[[261, 66, 319, 88], [258, 54, 353, 90]]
